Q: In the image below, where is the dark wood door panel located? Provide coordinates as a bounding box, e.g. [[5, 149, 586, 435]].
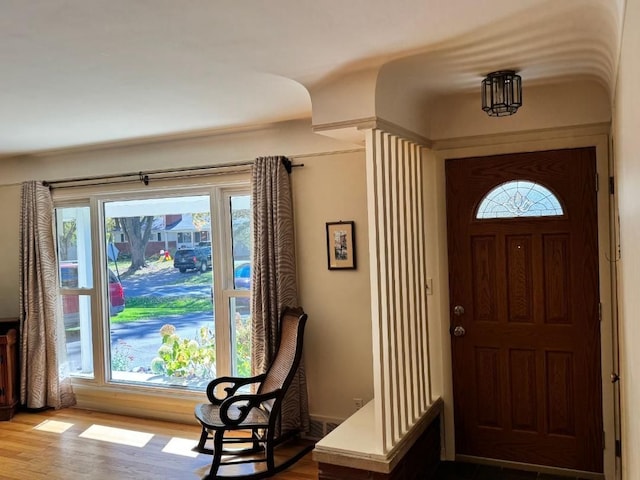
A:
[[458, 345, 597, 470], [446, 148, 603, 473]]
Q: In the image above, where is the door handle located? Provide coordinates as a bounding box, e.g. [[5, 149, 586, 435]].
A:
[[454, 305, 465, 316], [452, 325, 466, 337]]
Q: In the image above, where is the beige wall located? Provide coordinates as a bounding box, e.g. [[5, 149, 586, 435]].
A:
[[429, 80, 611, 141], [293, 151, 373, 420], [0, 185, 20, 316], [310, 68, 379, 127], [311, 66, 610, 144], [0, 120, 373, 423], [613, 0, 640, 477], [0, 120, 353, 185]]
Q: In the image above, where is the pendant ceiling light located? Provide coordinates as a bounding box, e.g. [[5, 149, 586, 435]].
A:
[[481, 70, 522, 117]]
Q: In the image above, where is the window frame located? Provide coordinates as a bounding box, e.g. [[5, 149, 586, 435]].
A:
[[52, 176, 251, 394], [213, 187, 252, 376], [55, 201, 101, 379]]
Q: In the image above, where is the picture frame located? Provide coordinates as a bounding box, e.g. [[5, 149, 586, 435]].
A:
[[326, 221, 356, 270]]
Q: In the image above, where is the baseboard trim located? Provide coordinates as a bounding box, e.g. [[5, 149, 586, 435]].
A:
[[455, 454, 605, 480]]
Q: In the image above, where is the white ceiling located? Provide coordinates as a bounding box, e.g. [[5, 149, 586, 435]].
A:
[[0, 0, 625, 156]]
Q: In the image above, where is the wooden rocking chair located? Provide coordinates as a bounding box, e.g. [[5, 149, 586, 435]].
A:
[[193, 307, 311, 479]]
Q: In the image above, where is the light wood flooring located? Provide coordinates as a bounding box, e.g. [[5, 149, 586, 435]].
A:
[[0, 408, 318, 480]]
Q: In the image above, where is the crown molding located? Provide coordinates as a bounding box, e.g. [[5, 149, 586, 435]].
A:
[[431, 122, 611, 151], [313, 117, 432, 147]]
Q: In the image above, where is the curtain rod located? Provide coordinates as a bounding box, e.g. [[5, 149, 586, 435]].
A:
[[43, 157, 303, 189]]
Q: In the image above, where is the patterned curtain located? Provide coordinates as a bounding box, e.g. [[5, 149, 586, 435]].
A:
[[251, 156, 310, 435], [19, 181, 75, 409]]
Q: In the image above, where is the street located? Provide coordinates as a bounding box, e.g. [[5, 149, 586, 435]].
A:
[[66, 261, 215, 379]]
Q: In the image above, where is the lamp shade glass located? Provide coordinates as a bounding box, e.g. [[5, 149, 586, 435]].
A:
[[481, 71, 522, 117]]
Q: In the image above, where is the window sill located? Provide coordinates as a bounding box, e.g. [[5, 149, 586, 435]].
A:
[[71, 377, 207, 425], [110, 370, 213, 390]]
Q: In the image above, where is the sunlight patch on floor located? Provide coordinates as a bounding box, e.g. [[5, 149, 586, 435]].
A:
[[79, 424, 153, 447], [161, 437, 199, 457], [33, 419, 75, 433]]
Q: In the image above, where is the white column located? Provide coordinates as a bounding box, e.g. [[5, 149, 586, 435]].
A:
[[365, 128, 431, 453]]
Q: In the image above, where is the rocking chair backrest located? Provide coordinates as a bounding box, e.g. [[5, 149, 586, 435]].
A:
[[257, 307, 307, 408]]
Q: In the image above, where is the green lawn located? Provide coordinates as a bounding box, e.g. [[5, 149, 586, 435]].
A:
[[170, 270, 212, 285], [106, 257, 212, 323], [110, 296, 213, 323]]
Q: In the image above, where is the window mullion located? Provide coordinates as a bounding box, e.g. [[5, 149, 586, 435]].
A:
[[91, 197, 108, 385], [211, 187, 231, 377]]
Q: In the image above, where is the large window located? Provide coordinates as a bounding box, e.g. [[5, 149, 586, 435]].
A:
[[55, 184, 251, 392]]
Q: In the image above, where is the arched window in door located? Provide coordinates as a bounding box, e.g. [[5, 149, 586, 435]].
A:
[[476, 180, 564, 219]]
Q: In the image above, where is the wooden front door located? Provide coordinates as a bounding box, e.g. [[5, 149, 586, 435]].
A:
[[445, 148, 603, 473]]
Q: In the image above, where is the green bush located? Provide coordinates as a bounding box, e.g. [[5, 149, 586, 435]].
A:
[[150, 324, 216, 378], [149, 316, 252, 380], [234, 314, 251, 377]]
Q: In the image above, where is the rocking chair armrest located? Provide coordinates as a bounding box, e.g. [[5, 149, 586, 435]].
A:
[[205, 374, 267, 405], [219, 390, 282, 426]]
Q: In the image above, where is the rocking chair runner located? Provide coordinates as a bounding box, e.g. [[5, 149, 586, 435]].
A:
[[193, 307, 311, 480]]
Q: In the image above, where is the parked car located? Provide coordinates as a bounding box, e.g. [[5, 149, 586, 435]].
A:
[[60, 263, 125, 324], [174, 246, 212, 273], [108, 269, 126, 316], [234, 263, 251, 290]]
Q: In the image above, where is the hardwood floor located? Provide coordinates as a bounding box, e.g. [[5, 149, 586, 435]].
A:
[[1, 408, 585, 479], [0, 408, 318, 480]]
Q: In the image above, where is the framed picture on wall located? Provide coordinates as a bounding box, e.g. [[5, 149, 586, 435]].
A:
[[326, 221, 356, 270]]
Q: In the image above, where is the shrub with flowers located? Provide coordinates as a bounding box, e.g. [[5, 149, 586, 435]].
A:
[[111, 340, 135, 372], [150, 324, 216, 379]]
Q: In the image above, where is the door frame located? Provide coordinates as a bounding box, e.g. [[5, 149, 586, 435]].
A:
[[425, 127, 617, 479]]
